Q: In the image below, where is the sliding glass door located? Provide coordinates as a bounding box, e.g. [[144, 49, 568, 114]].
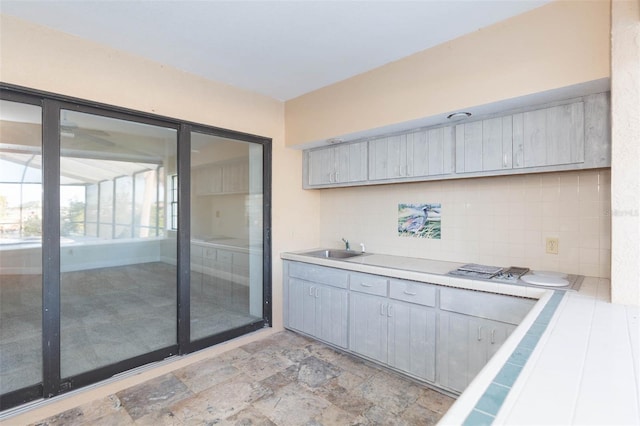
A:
[[190, 131, 264, 342], [59, 110, 178, 378], [0, 85, 271, 411], [0, 99, 43, 397]]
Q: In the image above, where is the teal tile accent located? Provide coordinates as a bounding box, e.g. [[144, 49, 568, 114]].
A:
[[493, 362, 523, 387], [463, 291, 567, 425], [475, 384, 510, 415], [518, 333, 540, 349], [507, 345, 534, 366], [526, 322, 546, 337], [463, 409, 494, 426]]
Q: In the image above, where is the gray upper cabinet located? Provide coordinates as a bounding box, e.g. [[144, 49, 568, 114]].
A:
[[302, 92, 610, 189], [456, 93, 609, 176], [306, 141, 367, 187], [456, 116, 513, 173], [513, 100, 585, 169], [369, 127, 455, 181], [193, 159, 249, 195]]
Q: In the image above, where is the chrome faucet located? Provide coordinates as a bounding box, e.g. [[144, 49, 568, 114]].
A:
[[341, 238, 350, 251]]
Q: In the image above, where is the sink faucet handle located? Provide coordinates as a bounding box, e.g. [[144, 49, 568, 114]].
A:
[[360, 243, 366, 253], [341, 238, 350, 251]]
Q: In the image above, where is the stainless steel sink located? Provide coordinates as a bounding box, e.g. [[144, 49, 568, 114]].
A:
[[301, 249, 365, 259]]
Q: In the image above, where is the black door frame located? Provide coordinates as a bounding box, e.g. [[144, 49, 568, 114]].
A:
[[0, 83, 272, 411]]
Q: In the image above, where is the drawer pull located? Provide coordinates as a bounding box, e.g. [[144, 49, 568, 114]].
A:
[[360, 282, 373, 287], [403, 290, 417, 296]]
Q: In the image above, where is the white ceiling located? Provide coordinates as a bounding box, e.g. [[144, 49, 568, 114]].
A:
[[1, 1, 552, 101]]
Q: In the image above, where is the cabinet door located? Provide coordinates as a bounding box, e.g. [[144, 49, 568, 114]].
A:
[[486, 321, 516, 360], [387, 301, 436, 382], [369, 135, 405, 180], [437, 312, 518, 393], [286, 279, 317, 336], [286, 278, 306, 332], [514, 101, 585, 168], [307, 148, 334, 186], [456, 117, 512, 173], [193, 165, 223, 195], [316, 285, 349, 348], [222, 161, 249, 193], [335, 141, 368, 183], [436, 311, 485, 393], [349, 292, 388, 363]]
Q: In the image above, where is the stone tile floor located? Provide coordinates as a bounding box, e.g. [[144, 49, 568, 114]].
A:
[[30, 331, 455, 425]]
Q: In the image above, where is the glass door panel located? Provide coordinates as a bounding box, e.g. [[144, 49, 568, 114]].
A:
[[190, 132, 263, 341], [59, 110, 177, 377], [0, 100, 43, 394]]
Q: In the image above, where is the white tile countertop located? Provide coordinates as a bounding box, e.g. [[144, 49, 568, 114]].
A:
[[281, 250, 640, 425]]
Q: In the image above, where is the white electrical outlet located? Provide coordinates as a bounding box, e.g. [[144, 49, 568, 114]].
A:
[[546, 237, 559, 254]]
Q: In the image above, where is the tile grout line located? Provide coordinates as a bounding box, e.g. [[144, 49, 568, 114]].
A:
[[567, 291, 598, 425]]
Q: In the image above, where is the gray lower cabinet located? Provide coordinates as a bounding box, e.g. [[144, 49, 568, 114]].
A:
[[349, 275, 437, 382], [284, 260, 535, 394], [387, 300, 436, 382], [349, 292, 389, 363], [285, 262, 349, 348], [436, 286, 535, 393], [437, 311, 514, 393]]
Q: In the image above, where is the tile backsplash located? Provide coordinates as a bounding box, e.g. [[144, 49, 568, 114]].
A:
[[318, 169, 611, 278]]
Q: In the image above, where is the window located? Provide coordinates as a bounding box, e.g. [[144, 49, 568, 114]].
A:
[[170, 174, 178, 230]]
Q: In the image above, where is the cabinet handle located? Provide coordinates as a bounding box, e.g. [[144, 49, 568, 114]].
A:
[[315, 287, 320, 298], [387, 304, 393, 317], [309, 286, 314, 296], [406, 165, 410, 176], [403, 290, 417, 296], [491, 329, 496, 344], [477, 326, 483, 341], [380, 303, 386, 316], [360, 282, 373, 288], [335, 172, 339, 182], [329, 172, 334, 183], [503, 153, 508, 168]]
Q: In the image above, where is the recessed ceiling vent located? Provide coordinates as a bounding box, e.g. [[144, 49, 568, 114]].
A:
[[447, 112, 472, 121], [327, 138, 344, 144]]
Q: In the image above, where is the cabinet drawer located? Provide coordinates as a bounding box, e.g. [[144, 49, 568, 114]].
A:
[[440, 287, 535, 325], [288, 262, 349, 289], [217, 250, 233, 264], [350, 272, 388, 296], [203, 247, 216, 259], [389, 280, 436, 307]]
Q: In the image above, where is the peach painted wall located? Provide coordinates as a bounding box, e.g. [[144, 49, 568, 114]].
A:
[[285, 0, 611, 147], [0, 14, 321, 330]]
